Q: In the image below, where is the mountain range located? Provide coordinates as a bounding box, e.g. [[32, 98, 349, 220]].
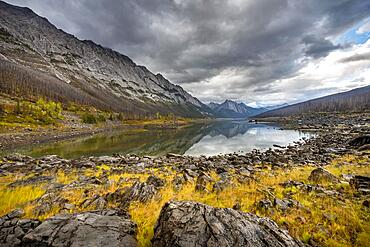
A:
[[0, 1, 368, 119], [208, 100, 264, 118], [207, 100, 290, 118], [0, 1, 212, 118]]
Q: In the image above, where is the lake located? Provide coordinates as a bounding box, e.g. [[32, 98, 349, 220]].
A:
[[6, 120, 313, 159]]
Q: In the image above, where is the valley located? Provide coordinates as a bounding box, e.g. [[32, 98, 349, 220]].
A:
[[0, 1, 369, 247]]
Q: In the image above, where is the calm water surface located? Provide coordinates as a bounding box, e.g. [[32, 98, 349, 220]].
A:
[[6, 120, 313, 158]]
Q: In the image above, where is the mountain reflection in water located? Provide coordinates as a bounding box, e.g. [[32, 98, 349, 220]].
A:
[[16, 120, 312, 159]]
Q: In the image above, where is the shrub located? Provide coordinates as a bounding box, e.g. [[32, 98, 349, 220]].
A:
[[81, 113, 97, 124], [117, 112, 124, 121], [0, 104, 4, 116], [97, 114, 106, 122], [10, 98, 63, 125]]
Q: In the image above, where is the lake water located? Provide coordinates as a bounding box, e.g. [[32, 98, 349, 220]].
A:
[[7, 120, 313, 159]]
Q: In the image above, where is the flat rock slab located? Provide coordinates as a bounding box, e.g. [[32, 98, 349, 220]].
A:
[[22, 210, 137, 247], [152, 201, 302, 247]]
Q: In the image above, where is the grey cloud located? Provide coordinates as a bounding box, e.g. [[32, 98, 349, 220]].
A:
[[302, 35, 340, 58], [4, 0, 370, 104], [339, 52, 370, 63]]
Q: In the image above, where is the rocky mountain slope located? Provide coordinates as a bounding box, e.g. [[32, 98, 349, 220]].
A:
[[256, 85, 370, 117], [208, 100, 266, 118], [0, 1, 212, 117]]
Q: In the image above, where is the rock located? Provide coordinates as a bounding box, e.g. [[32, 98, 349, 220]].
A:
[[308, 167, 339, 183], [146, 175, 165, 188], [118, 177, 162, 208], [94, 156, 121, 163], [274, 198, 302, 211], [166, 153, 182, 158], [232, 202, 241, 210], [348, 135, 370, 147], [195, 173, 212, 192], [0, 210, 40, 247], [4, 153, 32, 162], [212, 178, 232, 193], [8, 176, 54, 187], [23, 210, 137, 247], [184, 169, 198, 180], [358, 144, 370, 151], [80, 195, 107, 210], [350, 175, 370, 194], [256, 199, 273, 210], [1, 209, 25, 220], [172, 175, 185, 191], [152, 201, 302, 247], [33, 192, 68, 216]]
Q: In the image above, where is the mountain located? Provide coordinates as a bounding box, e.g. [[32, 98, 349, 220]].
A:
[[208, 100, 266, 118], [263, 103, 289, 111], [256, 85, 370, 118], [0, 1, 212, 117]]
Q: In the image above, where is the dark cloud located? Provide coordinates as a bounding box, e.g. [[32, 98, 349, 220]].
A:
[[4, 0, 370, 104], [339, 52, 370, 63], [302, 35, 341, 58]]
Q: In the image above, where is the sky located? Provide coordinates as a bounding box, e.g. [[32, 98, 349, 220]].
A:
[[5, 0, 370, 107]]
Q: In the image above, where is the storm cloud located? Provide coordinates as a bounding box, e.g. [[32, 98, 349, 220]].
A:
[[4, 0, 370, 105]]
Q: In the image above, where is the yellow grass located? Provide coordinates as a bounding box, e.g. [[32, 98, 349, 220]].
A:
[[0, 154, 368, 246], [0, 185, 45, 216], [129, 156, 369, 246]]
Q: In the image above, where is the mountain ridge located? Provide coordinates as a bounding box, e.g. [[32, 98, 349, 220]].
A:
[[0, 1, 213, 117], [256, 85, 370, 117], [208, 100, 267, 118]]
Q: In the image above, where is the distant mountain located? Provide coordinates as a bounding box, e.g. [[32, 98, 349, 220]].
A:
[[208, 100, 266, 118], [256, 85, 370, 117], [0, 1, 212, 117]]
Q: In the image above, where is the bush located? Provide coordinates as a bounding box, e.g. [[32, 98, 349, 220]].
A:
[[117, 112, 124, 121], [11, 98, 63, 125], [0, 104, 4, 117], [97, 114, 106, 122], [81, 113, 97, 124]]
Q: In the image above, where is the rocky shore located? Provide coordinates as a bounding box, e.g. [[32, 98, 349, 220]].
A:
[[0, 114, 369, 246]]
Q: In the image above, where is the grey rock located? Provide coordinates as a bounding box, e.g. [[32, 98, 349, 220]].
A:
[[146, 175, 165, 188], [172, 175, 186, 191], [8, 176, 54, 187], [212, 178, 232, 193], [348, 135, 370, 147], [350, 175, 370, 194], [152, 201, 302, 247], [0, 210, 40, 247], [23, 210, 137, 247], [308, 167, 339, 183]]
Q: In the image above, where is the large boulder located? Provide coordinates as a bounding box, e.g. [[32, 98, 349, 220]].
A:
[[308, 167, 339, 183], [0, 209, 41, 247], [22, 210, 137, 247], [152, 201, 302, 247]]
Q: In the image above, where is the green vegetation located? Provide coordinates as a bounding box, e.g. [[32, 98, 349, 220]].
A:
[[81, 112, 98, 124], [0, 98, 63, 126]]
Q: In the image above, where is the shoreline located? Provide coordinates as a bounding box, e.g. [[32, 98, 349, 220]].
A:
[[0, 118, 209, 153]]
